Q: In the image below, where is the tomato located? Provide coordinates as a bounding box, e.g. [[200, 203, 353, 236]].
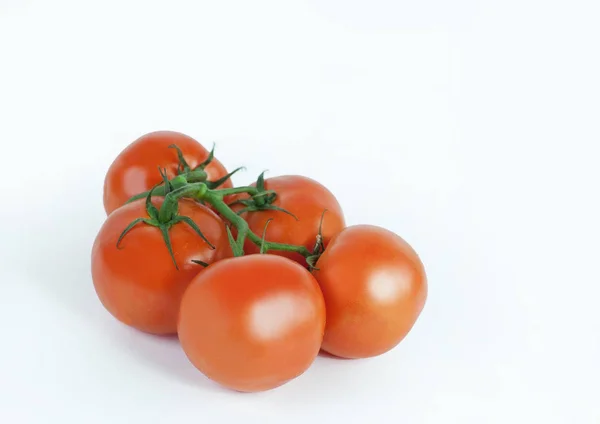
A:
[[233, 175, 345, 266], [103, 131, 232, 215], [91, 198, 230, 335], [312, 225, 427, 359], [178, 254, 326, 392]]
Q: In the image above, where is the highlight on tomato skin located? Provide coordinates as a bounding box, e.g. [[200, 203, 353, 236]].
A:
[[91, 198, 231, 335], [177, 254, 326, 392], [230, 175, 346, 267], [312, 224, 427, 359], [103, 130, 232, 215]]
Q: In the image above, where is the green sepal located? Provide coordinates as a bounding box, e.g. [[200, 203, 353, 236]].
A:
[[196, 143, 215, 169], [236, 204, 298, 220], [125, 185, 163, 205], [256, 170, 267, 192], [259, 218, 274, 254], [116, 218, 154, 249], [172, 215, 215, 249], [145, 184, 162, 220], [205, 166, 245, 190], [160, 225, 179, 270], [169, 144, 191, 174], [158, 167, 172, 194], [225, 226, 244, 257]]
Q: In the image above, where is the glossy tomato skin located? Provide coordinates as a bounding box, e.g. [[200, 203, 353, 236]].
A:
[[178, 255, 326, 392], [237, 175, 345, 266], [92, 198, 230, 335], [313, 225, 427, 359], [103, 131, 232, 215]]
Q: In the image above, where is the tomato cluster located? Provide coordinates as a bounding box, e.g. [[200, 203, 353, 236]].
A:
[[92, 131, 427, 392]]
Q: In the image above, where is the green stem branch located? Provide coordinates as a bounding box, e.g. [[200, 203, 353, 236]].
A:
[[158, 183, 312, 258], [204, 190, 311, 257], [158, 183, 207, 222], [211, 186, 260, 198], [125, 169, 208, 205]]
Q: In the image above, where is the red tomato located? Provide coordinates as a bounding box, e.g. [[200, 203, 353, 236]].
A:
[[178, 255, 326, 392], [103, 131, 232, 215], [233, 175, 345, 266], [313, 225, 427, 359], [92, 198, 230, 335]]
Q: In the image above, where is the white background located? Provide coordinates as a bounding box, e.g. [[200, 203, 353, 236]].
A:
[[1, 0, 599, 422]]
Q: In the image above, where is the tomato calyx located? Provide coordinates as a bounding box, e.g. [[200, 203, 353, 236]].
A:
[[116, 178, 216, 270], [227, 172, 299, 219], [170, 143, 244, 190], [169, 143, 201, 174], [123, 144, 243, 206]]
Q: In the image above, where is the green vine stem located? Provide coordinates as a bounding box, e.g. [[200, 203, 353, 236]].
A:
[[125, 170, 207, 205], [158, 182, 312, 259], [124, 166, 244, 205], [116, 143, 317, 268]]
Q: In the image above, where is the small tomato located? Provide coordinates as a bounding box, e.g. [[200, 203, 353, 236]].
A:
[[92, 198, 230, 335], [103, 131, 232, 215], [233, 175, 345, 266], [178, 254, 326, 392], [313, 225, 427, 359]]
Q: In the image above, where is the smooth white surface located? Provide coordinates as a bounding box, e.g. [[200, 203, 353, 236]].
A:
[[1, 1, 599, 422]]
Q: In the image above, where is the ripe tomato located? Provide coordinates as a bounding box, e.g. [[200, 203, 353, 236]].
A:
[[92, 198, 230, 335], [178, 255, 326, 392], [234, 175, 345, 266], [313, 225, 427, 359], [103, 131, 232, 215]]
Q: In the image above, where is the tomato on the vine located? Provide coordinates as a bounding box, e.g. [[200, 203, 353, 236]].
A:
[[103, 131, 232, 215], [232, 175, 345, 266], [313, 225, 427, 359], [178, 254, 326, 392], [91, 198, 231, 335]]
